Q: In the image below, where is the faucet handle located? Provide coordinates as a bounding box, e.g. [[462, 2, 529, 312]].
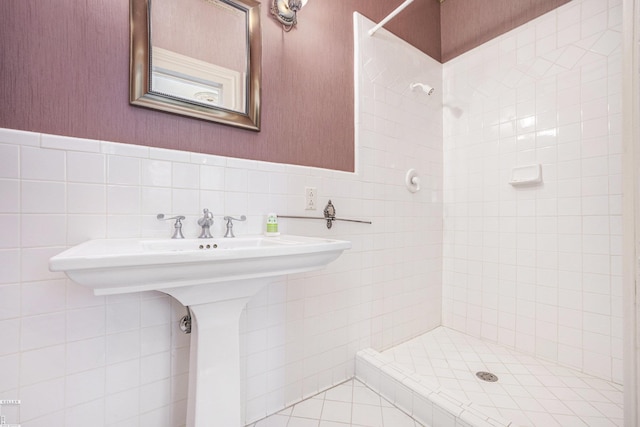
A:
[[223, 215, 246, 238], [157, 214, 185, 221], [157, 214, 186, 239]]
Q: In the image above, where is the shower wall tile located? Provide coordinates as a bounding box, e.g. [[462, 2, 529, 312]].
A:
[[442, 0, 622, 383], [0, 284, 20, 320], [1, 215, 20, 249], [0, 251, 20, 285], [0, 319, 20, 357]]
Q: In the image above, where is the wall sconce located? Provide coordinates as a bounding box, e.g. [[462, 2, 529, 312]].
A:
[[271, 0, 308, 31]]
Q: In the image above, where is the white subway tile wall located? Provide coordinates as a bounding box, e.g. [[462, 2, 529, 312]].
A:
[[0, 23, 442, 424], [442, 0, 623, 383]]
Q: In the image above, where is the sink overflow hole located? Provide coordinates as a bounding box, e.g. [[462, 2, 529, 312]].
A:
[[476, 371, 498, 382]]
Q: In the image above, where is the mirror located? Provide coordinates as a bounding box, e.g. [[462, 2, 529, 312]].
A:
[[130, 0, 261, 131]]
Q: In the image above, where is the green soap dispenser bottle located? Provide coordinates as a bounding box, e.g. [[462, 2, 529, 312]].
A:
[[265, 213, 280, 236]]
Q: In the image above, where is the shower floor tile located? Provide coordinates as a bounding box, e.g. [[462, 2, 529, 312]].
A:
[[380, 327, 623, 427]]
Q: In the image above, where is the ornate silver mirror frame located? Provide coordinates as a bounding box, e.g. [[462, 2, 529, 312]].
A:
[[130, 0, 262, 131]]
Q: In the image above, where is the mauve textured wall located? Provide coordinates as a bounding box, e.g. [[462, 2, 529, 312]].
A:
[[440, 0, 572, 62], [0, 0, 440, 172]]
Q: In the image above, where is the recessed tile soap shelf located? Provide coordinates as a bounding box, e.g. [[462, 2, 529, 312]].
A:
[[509, 164, 542, 186]]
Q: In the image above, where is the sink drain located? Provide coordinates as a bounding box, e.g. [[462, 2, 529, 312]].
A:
[[476, 371, 498, 382]]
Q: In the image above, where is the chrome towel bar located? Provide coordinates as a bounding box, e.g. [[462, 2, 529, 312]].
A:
[[279, 200, 372, 229]]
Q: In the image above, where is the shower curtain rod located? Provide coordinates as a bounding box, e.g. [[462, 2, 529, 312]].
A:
[[368, 0, 415, 36]]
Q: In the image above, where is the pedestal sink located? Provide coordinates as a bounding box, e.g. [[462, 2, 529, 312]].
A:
[[49, 234, 350, 426]]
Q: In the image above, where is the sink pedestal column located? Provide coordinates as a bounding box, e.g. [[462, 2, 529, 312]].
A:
[[168, 278, 268, 427], [187, 299, 247, 426]]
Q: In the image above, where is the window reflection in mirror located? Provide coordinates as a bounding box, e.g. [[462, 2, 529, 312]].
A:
[[150, 0, 247, 111]]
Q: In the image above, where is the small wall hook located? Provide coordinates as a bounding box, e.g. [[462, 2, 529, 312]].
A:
[[324, 200, 336, 229]]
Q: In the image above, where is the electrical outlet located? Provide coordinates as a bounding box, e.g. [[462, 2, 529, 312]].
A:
[[305, 187, 317, 210]]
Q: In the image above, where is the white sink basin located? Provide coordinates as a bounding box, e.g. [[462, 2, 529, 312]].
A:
[[49, 234, 351, 301], [49, 234, 350, 427]]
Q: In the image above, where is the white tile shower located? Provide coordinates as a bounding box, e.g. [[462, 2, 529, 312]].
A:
[[442, 0, 623, 383], [352, 1, 626, 426]]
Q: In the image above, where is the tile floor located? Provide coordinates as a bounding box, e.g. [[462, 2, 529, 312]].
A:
[[248, 379, 424, 427], [381, 327, 624, 426], [250, 327, 624, 427]]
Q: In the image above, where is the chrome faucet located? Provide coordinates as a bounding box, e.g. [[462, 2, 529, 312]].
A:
[[223, 215, 246, 238], [197, 208, 214, 238], [157, 214, 185, 239]]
